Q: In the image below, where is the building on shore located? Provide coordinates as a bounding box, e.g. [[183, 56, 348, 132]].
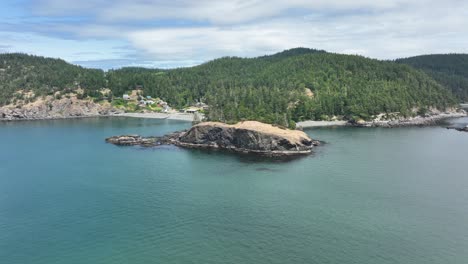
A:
[[185, 107, 199, 114]]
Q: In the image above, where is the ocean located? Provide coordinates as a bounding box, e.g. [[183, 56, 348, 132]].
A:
[[1, 117, 467, 264]]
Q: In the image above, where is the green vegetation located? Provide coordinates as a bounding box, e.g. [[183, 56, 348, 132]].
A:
[[397, 54, 468, 102], [107, 49, 456, 126], [146, 104, 162, 112], [0, 49, 459, 127], [0, 53, 105, 105]]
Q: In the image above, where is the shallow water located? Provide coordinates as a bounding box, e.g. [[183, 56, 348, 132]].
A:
[[1, 117, 467, 264]]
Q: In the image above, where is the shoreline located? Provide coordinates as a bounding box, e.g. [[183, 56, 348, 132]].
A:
[[116, 112, 196, 122], [0, 114, 116, 122], [0, 112, 196, 122], [297, 120, 348, 128], [1, 110, 466, 127], [297, 111, 467, 128]]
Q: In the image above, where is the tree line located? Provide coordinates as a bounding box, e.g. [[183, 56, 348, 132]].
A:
[[0, 49, 459, 127], [397, 54, 468, 102]]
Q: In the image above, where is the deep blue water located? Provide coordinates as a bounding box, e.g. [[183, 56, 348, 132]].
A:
[[1, 117, 468, 264]]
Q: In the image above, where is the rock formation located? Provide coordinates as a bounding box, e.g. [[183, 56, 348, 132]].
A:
[[0, 96, 123, 121], [177, 121, 316, 154], [106, 121, 319, 156], [105, 135, 158, 146]]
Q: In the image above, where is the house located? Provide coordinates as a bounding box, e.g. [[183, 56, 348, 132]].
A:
[[138, 99, 155, 106], [195, 102, 209, 111], [185, 107, 199, 114], [123, 94, 130, 100]]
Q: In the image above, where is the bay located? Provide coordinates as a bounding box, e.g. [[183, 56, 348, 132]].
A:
[[1, 117, 467, 264]]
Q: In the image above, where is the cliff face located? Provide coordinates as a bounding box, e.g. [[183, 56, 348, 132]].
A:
[[177, 121, 316, 154], [0, 96, 122, 120]]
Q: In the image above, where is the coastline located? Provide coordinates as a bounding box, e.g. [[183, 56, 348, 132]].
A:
[[297, 111, 467, 128], [0, 113, 116, 122], [2, 108, 466, 126], [0, 112, 195, 122], [297, 120, 348, 128], [116, 112, 195, 122], [367, 112, 467, 127]]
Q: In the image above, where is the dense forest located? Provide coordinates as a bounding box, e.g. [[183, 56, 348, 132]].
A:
[[0, 53, 105, 105], [0, 49, 460, 127], [397, 54, 468, 102], [107, 49, 456, 126]]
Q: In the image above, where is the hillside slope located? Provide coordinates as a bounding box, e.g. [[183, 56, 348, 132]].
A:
[[397, 54, 468, 102], [0, 53, 106, 106], [108, 49, 456, 125], [0, 49, 458, 126]]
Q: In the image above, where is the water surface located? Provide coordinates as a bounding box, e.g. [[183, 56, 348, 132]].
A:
[[1, 117, 467, 264]]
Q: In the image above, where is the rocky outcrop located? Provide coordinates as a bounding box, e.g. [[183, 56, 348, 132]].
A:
[[176, 121, 317, 155], [106, 121, 319, 156], [105, 135, 158, 146], [0, 96, 123, 121], [105, 131, 184, 147]]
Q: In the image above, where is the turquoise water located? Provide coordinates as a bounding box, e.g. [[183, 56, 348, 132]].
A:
[[1, 117, 468, 264]]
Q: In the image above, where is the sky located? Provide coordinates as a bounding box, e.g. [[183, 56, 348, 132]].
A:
[[1, 0, 467, 69]]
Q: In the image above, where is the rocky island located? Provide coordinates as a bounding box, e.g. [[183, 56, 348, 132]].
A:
[[106, 121, 320, 156]]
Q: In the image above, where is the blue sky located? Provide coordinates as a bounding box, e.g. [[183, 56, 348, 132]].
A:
[[1, 0, 467, 69]]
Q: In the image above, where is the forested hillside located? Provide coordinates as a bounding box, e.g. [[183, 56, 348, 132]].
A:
[[108, 49, 456, 125], [0, 53, 105, 105], [397, 54, 468, 102], [0, 49, 458, 127]]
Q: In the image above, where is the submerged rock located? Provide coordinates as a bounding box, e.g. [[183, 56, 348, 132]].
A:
[[447, 125, 468, 132]]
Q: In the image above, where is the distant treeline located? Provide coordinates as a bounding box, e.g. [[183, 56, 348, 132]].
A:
[[0, 48, 461, 127]]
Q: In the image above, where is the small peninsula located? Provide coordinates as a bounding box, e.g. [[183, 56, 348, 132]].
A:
[[106, 121, 320, 156]]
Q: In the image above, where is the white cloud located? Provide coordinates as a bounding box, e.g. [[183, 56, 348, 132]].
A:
[[123, 2, 468, 61], [36, 0, 405, 24], [6, 0, 467, 68], [0, 31, 128, 62]]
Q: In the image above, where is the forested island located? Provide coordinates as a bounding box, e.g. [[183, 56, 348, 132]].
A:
[[1, 48, 467, 127]]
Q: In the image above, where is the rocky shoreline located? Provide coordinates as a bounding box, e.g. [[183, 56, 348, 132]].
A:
[[0, 98, 199, 122], [2, 100, 467, 130], [297, 110, 467, 128], [353, 112, 467, 127], [0, 97, 122, 121], [116, 112, 197, 122], [106, 121, 320, 156]]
